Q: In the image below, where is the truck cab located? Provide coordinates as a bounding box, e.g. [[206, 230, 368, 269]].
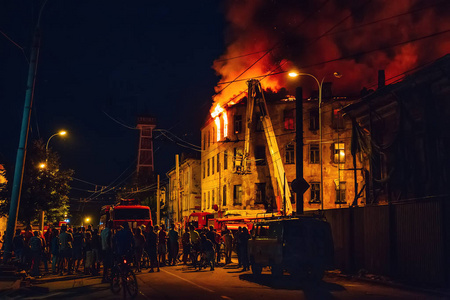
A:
[[248, 217, 334, 280]]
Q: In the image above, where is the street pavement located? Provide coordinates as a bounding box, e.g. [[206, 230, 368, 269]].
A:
[[1, 259, 449, 300]]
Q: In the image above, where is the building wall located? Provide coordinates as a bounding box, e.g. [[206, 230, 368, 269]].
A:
[[201, 94, 365, 213], [166, 158, 201, 225]]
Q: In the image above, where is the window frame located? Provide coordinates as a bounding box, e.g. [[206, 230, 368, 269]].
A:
[[310, 144, 319, 164], [285, 144, 295, 164], [309, 182, 321, 204]]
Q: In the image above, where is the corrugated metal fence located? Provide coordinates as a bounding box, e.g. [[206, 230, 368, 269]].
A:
[[306, 197, 450, 287]]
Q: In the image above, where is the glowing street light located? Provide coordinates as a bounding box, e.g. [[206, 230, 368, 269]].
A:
[[289, 71, 342, 210], [39, 130, 68, 231]]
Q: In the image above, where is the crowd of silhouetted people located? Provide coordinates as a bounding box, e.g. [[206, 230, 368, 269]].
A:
[[6, 221, 252, 279]]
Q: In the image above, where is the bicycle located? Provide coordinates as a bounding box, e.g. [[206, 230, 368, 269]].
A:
[[216, 242, 226, 264], [110, 255, 139, 299]]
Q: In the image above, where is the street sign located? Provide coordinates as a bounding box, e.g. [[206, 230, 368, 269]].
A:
[[291, 178, 310, 194]]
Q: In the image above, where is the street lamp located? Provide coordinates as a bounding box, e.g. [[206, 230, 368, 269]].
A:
[[39, 130, 67, 231], [46, 130, 67, 159], [289, 71, 342, 210]]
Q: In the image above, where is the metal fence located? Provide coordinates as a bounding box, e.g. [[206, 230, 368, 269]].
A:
[[306, 197, 450, 287]]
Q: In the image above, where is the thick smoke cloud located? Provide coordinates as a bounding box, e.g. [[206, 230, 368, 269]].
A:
[[212, 0, 450, 109]]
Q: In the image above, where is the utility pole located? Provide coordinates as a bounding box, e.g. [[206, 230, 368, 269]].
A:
[[157, 174, 160, 225], [4, 1, 48, 262], [176, 154, 180, 224]]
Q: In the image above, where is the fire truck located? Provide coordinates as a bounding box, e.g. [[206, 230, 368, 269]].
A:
[[99, 199, 152, 230]]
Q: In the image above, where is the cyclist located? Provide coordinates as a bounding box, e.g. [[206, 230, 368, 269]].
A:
[[200, 233, 215, 271], [112, 222, 135, 262]]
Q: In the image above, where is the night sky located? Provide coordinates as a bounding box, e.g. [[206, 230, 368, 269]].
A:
[[1, 1, 225, 199], [2, 0, 450, 221]]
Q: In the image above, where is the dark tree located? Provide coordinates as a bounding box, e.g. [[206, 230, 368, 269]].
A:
[[0, 140, 73, 226]]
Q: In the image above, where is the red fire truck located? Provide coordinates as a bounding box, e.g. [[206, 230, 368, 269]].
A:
[[99, 199, 152, 230]]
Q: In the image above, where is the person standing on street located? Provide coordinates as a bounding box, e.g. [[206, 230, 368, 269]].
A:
[[239, 227, 251, 271], [113, 222, 135, 260], [181, 229, 191, 265], [168, 224, 179, 266], [145, 225, 159, 272], [222, 228, 233, 265], [100, 221, 113, 283], [58, 225, 73, 276], [29, 231, 43, 277], [134, 227, 146, 272], [158, 225, 167, 266], [189, 225, 200, 268]]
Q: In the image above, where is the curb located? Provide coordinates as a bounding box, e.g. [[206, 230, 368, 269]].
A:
[[326, 271, 450, 299]]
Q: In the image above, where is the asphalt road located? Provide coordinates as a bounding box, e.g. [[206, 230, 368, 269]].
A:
[[3, 263, 448, 300]]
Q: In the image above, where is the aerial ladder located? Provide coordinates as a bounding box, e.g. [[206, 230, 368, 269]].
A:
[[240, 79, 293, 215]]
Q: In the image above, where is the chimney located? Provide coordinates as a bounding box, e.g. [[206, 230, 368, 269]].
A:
[[378, 70, 385, 89], [321, 82, 333, 101]]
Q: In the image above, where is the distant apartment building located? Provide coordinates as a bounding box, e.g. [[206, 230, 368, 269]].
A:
[[166, 156, 202, 224], [200, 88, 364, 214]]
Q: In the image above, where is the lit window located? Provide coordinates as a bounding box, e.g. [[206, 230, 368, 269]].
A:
[[334, 143, 345, 163], [284, 109, 295, 130], [332, 107, 345, 129], [223, 112, 228, 138], [215, 117, 221, 141]]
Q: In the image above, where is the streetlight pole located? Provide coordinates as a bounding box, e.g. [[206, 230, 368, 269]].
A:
[[288, 72, 341, 210], [39, 130, 67, 231], [3, 0, 49, 262]]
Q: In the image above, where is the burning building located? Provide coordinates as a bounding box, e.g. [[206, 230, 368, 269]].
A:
[[201, 83, 363, 214]]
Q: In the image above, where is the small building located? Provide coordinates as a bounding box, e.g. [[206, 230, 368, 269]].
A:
[[166, 155, 201, 225]]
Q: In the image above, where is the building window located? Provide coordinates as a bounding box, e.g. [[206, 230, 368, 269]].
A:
[[207, 131, 210, 148], [222, 185, 227, 206], [285, 144, 295, 164], [255, 183, 266, 204], [310, 144, 319, 164], [224, 150, 228, 170], [203, 192, 206, 209], [207, 159, 210, 176], [233, 185, 242, 205], [212, 157, 215, 175], [335, 182, 346, 204], [212, 128, 215, 144], [310, 182, 321, 203], [255, 145, 266, 166], [309, 109, 319, 131], [217, 154, 220, 173], [202, 162, 205, 179], [208, 191, 211, 209], [333, 143, 345, 163], [332, 107, 345, 129], [255, 113, 264, 132], [284, 109, 295, 130], [212, 189, 215, 206], [234, 115, 242, 134]]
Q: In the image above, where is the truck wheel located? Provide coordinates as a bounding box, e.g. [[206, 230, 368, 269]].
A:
[[271, 264, 283, 277], [251, 263, 262, 275], [307, 266, 324, 281]]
